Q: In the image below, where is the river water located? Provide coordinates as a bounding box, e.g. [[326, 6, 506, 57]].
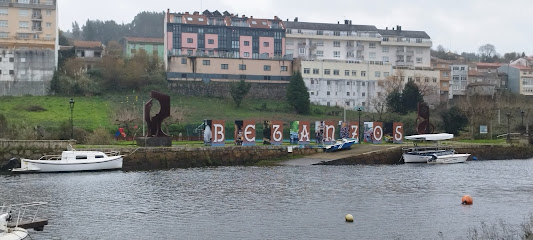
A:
[[2, 159, 533, 239]]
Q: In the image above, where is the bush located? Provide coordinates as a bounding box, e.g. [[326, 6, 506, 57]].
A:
[[86, 128, 114, 145]]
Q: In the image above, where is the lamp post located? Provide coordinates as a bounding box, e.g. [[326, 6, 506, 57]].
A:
[[521, 109, 525, 129], [357, 107, 362, 144], [506, 112, 511, 143], [69, 99, 75, 140]]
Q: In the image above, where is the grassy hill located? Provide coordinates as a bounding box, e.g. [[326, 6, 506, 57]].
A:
[[0, 90, 378, 137]]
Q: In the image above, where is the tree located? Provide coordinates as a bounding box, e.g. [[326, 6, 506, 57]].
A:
[[441, 106, 468, 135], [58, 30, 69, 46], [401, 81, 424, 113], [503, 52, 519, 63], [286, 71, 310, 114], [386, 90, 403, 114], [71, 21, 81, 40], [131, 12, 164, 38], [479, 44, 497, 63], [229, 79, 251, 107]]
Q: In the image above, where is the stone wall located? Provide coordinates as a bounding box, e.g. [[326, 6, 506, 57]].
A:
[[320, 146, 404, 165], [168, 80, 288, 100], [122, 146, 320, 170], [0, 140, 75, 162]]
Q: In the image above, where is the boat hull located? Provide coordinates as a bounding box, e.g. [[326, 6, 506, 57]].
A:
[[12, 156, 123, 173], [427, 154, 470, 164], [403, 154, 432, 163], [0, 228, 28, 240]]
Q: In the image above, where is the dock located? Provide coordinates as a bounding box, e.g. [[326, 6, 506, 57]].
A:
[[281, 144, 403, 166]]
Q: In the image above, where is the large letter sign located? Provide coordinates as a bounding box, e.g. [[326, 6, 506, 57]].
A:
[[372, 122, 383, 144], [243, 120, 256, 146], [271, 120, 283, 145], [211, 120, 225, 147], [298, 121, 311, 145], [349, 122, 359, 144], [393, 122, 403, 144], [324, 121, 336, 145]]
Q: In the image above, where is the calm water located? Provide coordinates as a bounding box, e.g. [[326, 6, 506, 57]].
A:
[[2, 159, 533, 239]]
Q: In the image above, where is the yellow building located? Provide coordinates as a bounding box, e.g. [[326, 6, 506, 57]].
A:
[[0, 0, 57, 96]]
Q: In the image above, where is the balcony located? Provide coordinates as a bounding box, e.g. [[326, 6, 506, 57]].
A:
[[32, 26, 42, 31], [356, 45, 364, 51], [31, 14, 42, 20], [396, 61, 414, 67]]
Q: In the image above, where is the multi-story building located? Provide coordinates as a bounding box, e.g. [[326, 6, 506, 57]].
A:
[[72, 40, 103, 71], [0, 0, 57, 96], [297, 59, 392, 110], [450, 64, 469, 97], [164, 10, 286, 70], [431, 57, 452, 102], [498, 64, 533, 96], [284, 20, 431, 67], [120, 37, 164, 62]]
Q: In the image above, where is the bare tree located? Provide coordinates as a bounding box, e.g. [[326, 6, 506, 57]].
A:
[[113, 106, 141, 137], [162, 106, 187, 136], [479, 44, 497, 62]]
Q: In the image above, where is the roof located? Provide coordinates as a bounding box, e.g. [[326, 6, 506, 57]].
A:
[[476, 62, 504, 69], [73, 40, 103, 48], [123, 37, 164, 44], [512, 65, 533, 70], [378, 29, 430, 39], [284, 21, 378, 32], [468, 70, 483, 76]]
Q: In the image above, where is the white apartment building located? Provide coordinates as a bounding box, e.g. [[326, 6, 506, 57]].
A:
[[389, 68, 441, 106], [284, 20, 432, 68], [298, 59, 393, 111]]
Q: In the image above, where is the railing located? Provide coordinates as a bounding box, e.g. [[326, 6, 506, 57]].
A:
[[0, 202, 47, 229], [31, 14, 42, 20]]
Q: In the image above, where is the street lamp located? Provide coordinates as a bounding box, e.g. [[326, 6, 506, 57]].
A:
[[69, 98, 75, 140], [506, 112, 511, 143], [357, 107, 362, 144], [520, 109, 525, 129]]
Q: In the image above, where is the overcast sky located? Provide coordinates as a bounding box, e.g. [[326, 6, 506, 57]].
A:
[[59, 0, 532, 55]]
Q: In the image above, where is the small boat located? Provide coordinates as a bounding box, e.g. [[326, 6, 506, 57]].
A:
[[11, 146, 122, 173], [427, 150, 470, 164], [403, 133, 469, 163], [0, 202, 48, 240], [324, 138, 357, 152]]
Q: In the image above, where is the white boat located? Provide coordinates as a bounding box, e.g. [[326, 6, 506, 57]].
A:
[[0, 202, 48, 240], [427, 151, 471, 164], [324, 138, 357, 152], [403, 133, 469, 164], [11, 147, 122, 173]]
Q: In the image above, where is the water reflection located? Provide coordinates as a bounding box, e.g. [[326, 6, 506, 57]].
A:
[[1, 159, 533, 239]]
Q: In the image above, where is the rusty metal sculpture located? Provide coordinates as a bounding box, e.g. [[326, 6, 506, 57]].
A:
[[416, 102, 435, 134], [144, 91, 170, 137]]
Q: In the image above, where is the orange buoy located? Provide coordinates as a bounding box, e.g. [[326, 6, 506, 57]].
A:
[[461, 195, 473, 205]]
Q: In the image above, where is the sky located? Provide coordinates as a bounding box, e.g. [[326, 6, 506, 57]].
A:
[[59, 0, 532, 55]]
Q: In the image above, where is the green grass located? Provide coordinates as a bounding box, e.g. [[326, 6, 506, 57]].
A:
[[0, 92, 365, 134]]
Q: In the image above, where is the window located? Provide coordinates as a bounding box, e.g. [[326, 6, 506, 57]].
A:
[[202, 60, 210, 65], [243, 52, 249, 57], [9, 70, 14, 75], [46, 10, 52, 16], [408, 77, 413, 82], [382, 47, 389, 52], [263, 42, 269, 47], [346, 81, 350, 85], [317, 31, 323, 35], [333, 41, 340, 47], [264, 65, 271, 71], [416, 38, 422, 43], [383, 56, 389, 63], [18, 21, 29, 29], [0, 32, 7, 38], [345, 70, 350, 76], [352, 70, 357, 76], [304, 68, 310, 74], [416, 57, 422, 64], [416, 77, 421, 82], [181, 58, 187, 64], [208, 39, 214, 44], [333, 51, 340, 58], [311, 80, 314, 84], [384, 72, 390, 77], [334, 31, 340, 36], [239, 64, 246, 70], [281, 66, 288, 71], [333, 70, 339, 75], [369, 42, 376, 48], [264, 76, 271, 80], [313, 69, 319, 74], [316, 41, 324, 46], [375, 71, 381, 77], [362, 92, 366, 97], [347, 92, 350, 96], [443, 72, 449, 77], [244, 41, 249, 46], [433, 78, 437, 83], [19, 9, 28, 17], [324, 69, 331, 75], [187, 38, 193, 43], [327, 81, 331, 85], [187, 49, 193, 55], [17, 33, 29, 39], [461, 66, 466, 70], [362, 102, 366, 106], [221, 64, 228, 69], [361, 71, 366, 77], [369, 52, 376, 59], [0, 8, 7, 15], [299, 48, 306, 55], [425, 77, 429, 83], [316, 50, 324, 57], [362, 82, 365, 86], [327, 91, 330, 95], [0, 20, 7, 28]]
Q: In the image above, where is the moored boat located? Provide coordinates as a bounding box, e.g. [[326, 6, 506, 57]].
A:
[[0, 202, 48, 240], [11, 148, 122, 173], [427, 151, 470, 164], [324, 138, 357, 152], [403, 133, 469, 164]]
